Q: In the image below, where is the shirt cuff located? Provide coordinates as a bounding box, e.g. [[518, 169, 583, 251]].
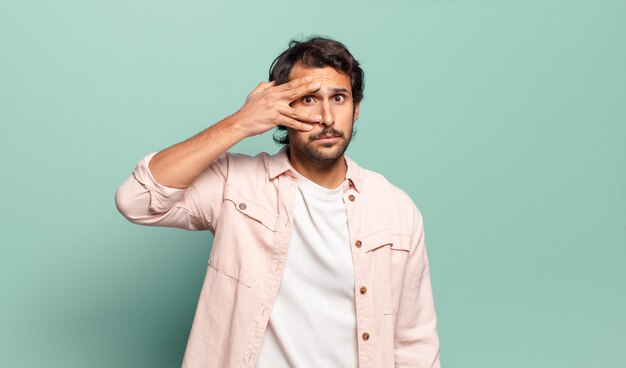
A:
[[133, 152, 187, 213]]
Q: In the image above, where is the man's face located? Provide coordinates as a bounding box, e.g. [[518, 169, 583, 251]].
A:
[[287, 62, 360, 164]]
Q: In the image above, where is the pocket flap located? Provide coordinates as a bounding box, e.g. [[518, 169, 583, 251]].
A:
[[224, 185, 278, 231], [362, 230, 392, 252], [363, 230, 411, 252]]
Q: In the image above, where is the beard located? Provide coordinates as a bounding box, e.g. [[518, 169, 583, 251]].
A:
[[289, 125, 353, 164]]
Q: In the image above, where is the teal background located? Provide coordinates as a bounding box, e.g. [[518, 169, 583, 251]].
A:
[[1, 1, 624, 367]]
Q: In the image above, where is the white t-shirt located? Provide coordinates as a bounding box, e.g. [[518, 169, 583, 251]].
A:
[[256, 169, 358, 368]]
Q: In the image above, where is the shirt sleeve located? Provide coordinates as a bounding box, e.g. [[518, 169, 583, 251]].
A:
[[114, 151, 228, 233], [394, 207, 441, 367]]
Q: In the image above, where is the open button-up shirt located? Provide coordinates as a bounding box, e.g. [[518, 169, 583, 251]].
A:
[[115, 147, 440, 368]]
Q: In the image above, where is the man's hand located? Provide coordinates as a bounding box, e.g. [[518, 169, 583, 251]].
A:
[[231, 76, 323, 138]]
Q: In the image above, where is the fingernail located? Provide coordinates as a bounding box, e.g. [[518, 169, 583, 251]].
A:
[[314, 114, 322, 121], [304, 76, 312, 82]]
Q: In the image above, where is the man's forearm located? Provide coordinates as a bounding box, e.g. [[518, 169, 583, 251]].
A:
[[149, 115, 248, 189]]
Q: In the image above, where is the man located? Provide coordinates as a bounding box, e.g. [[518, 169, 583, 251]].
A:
[[115, 36, 440, 368]]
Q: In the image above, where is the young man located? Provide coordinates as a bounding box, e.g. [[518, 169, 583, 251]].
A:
[[115, 37, 440, 368]]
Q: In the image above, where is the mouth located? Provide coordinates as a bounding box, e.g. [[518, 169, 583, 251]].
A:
[[315, 135, 339, 141], [313, 131, 342, 141]]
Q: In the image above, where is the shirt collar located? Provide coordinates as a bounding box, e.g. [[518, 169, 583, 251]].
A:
[[268, 145, 363, 192]]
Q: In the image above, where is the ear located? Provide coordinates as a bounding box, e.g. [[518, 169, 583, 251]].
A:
[[353, 101, 360, 122]]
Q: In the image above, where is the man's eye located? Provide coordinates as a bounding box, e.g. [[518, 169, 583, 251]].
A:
[[302, 96, 314, 104], [333, 95, 345, 103]]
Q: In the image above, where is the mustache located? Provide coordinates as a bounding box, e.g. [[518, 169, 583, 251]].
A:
[[309, 128, 344, 140]]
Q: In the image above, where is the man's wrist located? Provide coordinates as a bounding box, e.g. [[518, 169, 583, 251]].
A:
[[222, 112, 252, 140]]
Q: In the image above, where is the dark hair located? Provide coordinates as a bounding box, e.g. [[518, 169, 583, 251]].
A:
[[269, 36, 365, 145]]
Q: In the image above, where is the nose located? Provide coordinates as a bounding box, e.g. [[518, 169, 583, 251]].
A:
[[319, 100, 334, 127]]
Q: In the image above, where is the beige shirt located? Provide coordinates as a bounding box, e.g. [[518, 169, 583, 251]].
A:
[[115, 147, 440, 367]]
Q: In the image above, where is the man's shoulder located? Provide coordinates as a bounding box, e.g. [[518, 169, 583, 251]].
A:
[[359, 165, 423, 221], [221, 151, 273, 170], [224, 150, 272, 161], [360, 166, 414, 201]]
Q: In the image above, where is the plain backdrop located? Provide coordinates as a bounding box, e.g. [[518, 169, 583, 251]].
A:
[[1, 1, 624, 367]]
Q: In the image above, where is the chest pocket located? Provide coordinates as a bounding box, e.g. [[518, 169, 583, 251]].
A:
[[362, 230, 412, 316], [208, 185, 278, 288], [222, 184, 278, 232]]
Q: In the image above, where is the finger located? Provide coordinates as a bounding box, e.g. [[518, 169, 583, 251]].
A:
[[250, 81, 275, 96], [275, 113, 313, 131], [277, 106, 322, 123], [278, 80, 321, 101], [272, 75, 313, 92]]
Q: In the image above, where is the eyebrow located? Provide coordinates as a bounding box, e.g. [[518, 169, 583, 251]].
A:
[[311, 87, 352, 95], [331, 88, 350, 94]]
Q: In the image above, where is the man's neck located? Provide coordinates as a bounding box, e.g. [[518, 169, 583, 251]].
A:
[[287, 147, 347, 189]]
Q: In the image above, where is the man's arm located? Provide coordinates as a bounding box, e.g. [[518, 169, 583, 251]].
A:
[[149, 77, 321, 189], [394, 208, 441, 367], [115, 77, 322, 230]]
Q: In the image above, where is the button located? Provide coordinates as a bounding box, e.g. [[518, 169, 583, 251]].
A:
[[355, 240, 362, 248], [348, 194, 355, 202], [362, 332, 370, 341], [238, 203, 247, 210], [359, 286, 367, 295]]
